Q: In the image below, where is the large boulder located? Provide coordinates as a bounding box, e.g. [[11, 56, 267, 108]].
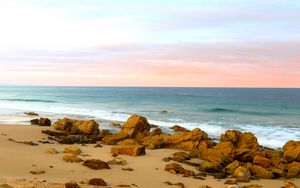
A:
[[286, 161, 300, 178], [250, 165, 274, 179], [221, 130, 259, 151], [283, 140, 300, 162], [142, 133, 170, 149], [169, 128, 208, 151], [53, 118, 100, 135], [120, 115, 150, 139], [253, 156, 272, 169]]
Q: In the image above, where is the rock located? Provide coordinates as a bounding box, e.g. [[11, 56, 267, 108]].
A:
[[88, 178, 107, 186], [83, 159, 110, 170], [224, 180, 236, 185], [225, 160, 240, 175], [199, 161, 222, 173], [63, 146, 82, 155], [283, 140, 300, 162], [199, 142, 235, 170], [164, 181, 185, 188], [94, 143, 103, 148], [31, 118, 51, 126], [250, 165, 274, 179], [160, 110, 168, 113], [233, 166, 251, 180], [286, 161, 300, 178], [165, 163, 194, 176], [101, 133, 128, 145], [65, 182, 80, 188], [63, 154, 83, 163], [283, 181, 298, 188], [241, 185, 263, 188], [235, 148, 256, 162], [111, 145, 146, 156], [0, 184, 14, 188], [253, 155, 272, 168], [107, 157, 127, 165], [30, 170, 45, 175], [53, 118, 100, 135], [45, 148, 59, 154], [122, 167, 134, 171], [236, 176, 250, 182], [111, 122, 122, 128], [24, 112, 39, 116], [142, 133, 170, 150], [170, 125, 189, 132], [171, 151, 190, 162], [169, 128, 208, 151], [221, 130, 259, 151], [149, 127, 162, 136], [198, 186, 212, 188], [120, 114, 150, 139]]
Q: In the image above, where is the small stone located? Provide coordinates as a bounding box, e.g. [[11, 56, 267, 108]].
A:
[[162, 157, 172, 162], [64, 146, 82, 155], [63, 154, 83, 163], [45, 148, 58, 154], [122, 167, 134, 171], [83, 159, 110, 170], [94, 143, 103, 148], [65, 182, 80, 188], [30, 170, 45, 175], [88, 178, 107, 186], [0, 184, 14, 188], [108, 157, 127, 165], [224, 179, 236, 185]]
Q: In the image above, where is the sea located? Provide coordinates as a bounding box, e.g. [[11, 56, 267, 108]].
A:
[[0, 86, 299, 148]]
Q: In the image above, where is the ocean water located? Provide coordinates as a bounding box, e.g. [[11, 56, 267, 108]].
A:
[[0, 86, 299, 148]]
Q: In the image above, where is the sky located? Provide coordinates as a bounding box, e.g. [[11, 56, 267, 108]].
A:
[[0, 0, 299, 87]]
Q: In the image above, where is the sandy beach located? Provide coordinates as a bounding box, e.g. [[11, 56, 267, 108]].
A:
[[0, 124, 298, 188]]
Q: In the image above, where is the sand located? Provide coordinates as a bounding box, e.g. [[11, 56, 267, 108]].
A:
[[0, 124, 299, 188]]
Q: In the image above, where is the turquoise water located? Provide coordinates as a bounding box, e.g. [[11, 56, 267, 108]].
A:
[[0, 86, 299, 148]]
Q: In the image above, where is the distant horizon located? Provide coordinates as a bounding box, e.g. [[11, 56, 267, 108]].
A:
[[0, 84, 299, 89], [0, 0, 299, 87]]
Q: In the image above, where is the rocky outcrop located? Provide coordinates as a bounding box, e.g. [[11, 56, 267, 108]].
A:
[[24, 112, 39, 116], [31, 118, 51, 126], [53, 118, 100, 135]]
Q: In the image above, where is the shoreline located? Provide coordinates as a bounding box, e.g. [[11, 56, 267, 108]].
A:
[[0, 122, 299, 188]]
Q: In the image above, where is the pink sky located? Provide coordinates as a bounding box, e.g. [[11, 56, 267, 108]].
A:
[[0, 1, 299, 87]]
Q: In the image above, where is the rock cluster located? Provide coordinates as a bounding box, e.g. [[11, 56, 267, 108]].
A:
[[40, 114, 300, 181]]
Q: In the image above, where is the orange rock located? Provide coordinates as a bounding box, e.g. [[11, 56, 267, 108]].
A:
[[283, 140, 300, 162], [165, 163, 194, 176], [111, 145, 146, 156], [120, 114, 150, 139], [53, 118, 99, 135], [170, 125, 189, 132], [101, 133, 128, 145], [253, 156, 272, 168], [250, 165, 274, 179]]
